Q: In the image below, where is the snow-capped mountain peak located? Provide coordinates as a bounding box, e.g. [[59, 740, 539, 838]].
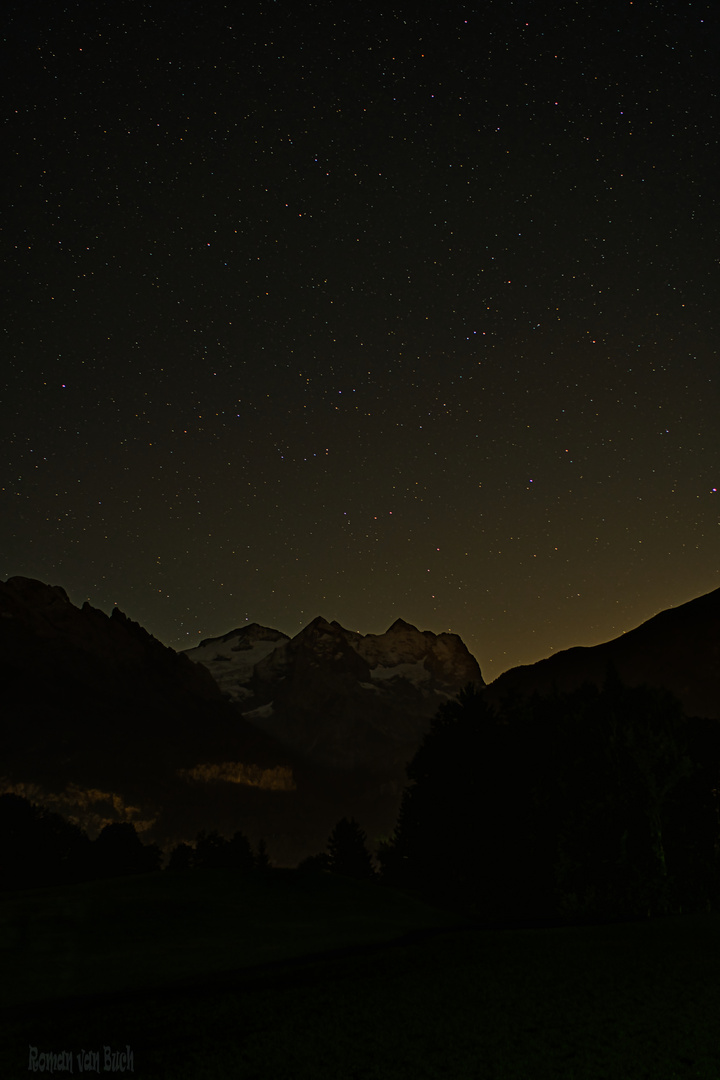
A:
[[184, 624, 289, 702], [183, 615, 484, 771]]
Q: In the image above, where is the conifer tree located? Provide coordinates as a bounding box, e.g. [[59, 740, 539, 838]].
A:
[[297, 851, 331, 874], [193, 829, 229, 869], [228, 830, 255, 872], [166, 841, 194, 871], [327, 817, 375, 880], [0, 794, 91, 889], [381, 676, 708, 920], [93, 821, 157, 878], [254, 837, 271, 872]]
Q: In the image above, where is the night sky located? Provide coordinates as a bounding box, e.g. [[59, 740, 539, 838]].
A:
[[3, 0, 718, 681]]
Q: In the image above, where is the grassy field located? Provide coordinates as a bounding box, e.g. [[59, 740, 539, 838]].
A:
[[2, 869, 720, 1079]]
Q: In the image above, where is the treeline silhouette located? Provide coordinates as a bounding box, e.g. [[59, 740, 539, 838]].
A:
[[297, 816, 377, 880], [4, 674, 719, 923], [166, 830, 271, 873], [0, 797, 163, 889], [0, 791, 369, 890], [0, 798, 275, 889], [378, 673, 720, 920]]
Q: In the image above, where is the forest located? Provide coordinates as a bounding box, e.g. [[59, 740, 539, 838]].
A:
[[3, 673, 719, 923]]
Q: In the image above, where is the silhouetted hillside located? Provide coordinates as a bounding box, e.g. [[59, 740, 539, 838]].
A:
[[0, 578, 307, 859], [484, 586, 720, 719]]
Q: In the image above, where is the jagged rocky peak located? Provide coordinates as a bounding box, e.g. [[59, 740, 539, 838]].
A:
[[254, 615, 369, 682], [187, 611, 484, 706], [2, 576, 79, 633], [5, 576, 71, 604], [235, 615, 484, 773], [0, 575, 221, 702], [285, 615, 483, 682], [354, 618, 484, 687], [306, 615, 332, 628], [294, 615, 358, 647], [294, 615, 360, 645], [387, 617, 420, 633], [1, 576, 123, 650]]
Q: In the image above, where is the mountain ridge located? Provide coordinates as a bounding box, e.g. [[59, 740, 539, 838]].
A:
[[184, 614, 484, 772], [0, 578, 485, 863], [3, 575, 719, 867], [484, 585, 720, 719]]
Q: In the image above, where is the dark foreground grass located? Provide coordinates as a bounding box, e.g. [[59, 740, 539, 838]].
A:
[[1, 868, 464, 1007], [2, 870, 719, 1079]]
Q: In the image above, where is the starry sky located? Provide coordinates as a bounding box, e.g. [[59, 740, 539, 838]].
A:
[[2, 0, 718, 682]]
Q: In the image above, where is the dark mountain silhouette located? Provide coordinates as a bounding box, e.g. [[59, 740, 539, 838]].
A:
[[0, 575, 221, 708], [0, 579, 480, 866], [0, 575, 268, 782], [0, 577, 303, 860], [3, 576, 719, 869], [484, 586, 720, 719]]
